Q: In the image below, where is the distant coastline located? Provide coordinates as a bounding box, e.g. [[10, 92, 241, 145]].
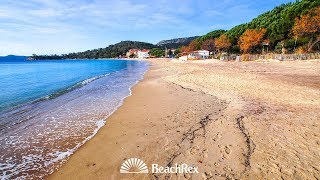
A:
[[0, 55, 29, 62]]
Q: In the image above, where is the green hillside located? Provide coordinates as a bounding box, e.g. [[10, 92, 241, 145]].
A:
[[192, 0, 320, 53], [33, 0, 320, 59], [32, 41, 158, 60]]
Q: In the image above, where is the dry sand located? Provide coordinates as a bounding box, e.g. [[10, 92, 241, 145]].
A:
[[49, 59, 320, 179]]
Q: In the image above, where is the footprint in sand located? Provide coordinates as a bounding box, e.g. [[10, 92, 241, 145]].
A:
[[184, 173, 191, 179], [202, 149, 208, 158], [199, 149, 208, 162], [219, 145, 232, 159], [213, 132, 222, 141], [225, 146, 231, 154], [190, 146, 200, 155]]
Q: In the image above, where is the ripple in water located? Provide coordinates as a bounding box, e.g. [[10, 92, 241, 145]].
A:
[[0, 60, 148, 179]]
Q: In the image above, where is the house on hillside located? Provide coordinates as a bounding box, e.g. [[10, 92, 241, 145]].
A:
[[137, 49, 150, 59]]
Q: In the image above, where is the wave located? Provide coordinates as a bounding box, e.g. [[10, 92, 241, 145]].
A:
[[44, 119, 106, 167], [33, 73, 112, 103], [0, 60, 149, 179], [0, 73, 112, 130], [45, 63, 149, 177]]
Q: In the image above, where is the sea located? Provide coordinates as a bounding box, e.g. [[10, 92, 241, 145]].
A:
[[0, 59, 149, 179]]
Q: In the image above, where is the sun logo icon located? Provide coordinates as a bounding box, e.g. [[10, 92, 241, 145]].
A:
[[120, 158, 148, 174]]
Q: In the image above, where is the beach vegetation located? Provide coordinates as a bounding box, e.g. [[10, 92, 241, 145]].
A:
[[198, 30, 226, 42], [215, 34, 231, 53], [174, 48, 181, 57], [292, 6, 320, 52], [201, 39, 215, 52], [188, 40, 202, 51], [32, 0, 320, 60], [129, 53, 137, 58], [239, 28, 267, 53], [32, 41, 158, 60], [149, 48, 165, 57], [194, 0, 320, 54]]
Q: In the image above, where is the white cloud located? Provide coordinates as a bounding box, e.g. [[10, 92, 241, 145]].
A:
[[0, 0, 194, 31], [0, 0, 295, 55], [0, 0, 201, 55], [29, 8, 62, 17]]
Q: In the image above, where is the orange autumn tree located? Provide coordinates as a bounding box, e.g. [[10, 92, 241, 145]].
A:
[[180, 45, 190, 54], [292, 6, 320, 52], [215, 34, 231, 53], [239, 28, 266, 53], [201, 38, 215, 52], [187, 40, 200, 52]]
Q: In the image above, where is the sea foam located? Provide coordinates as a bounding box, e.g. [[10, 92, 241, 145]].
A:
[[0, 60, 149, 179]]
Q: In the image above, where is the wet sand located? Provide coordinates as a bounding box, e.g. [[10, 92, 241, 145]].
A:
[[49, 59, 320, 179]]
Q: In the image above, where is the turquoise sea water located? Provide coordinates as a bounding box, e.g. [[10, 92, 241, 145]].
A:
[[0, 60, 136, 112], [0, 59, 148, 178]]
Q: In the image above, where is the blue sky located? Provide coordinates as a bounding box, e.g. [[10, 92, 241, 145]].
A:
[[0, 0, 294, 56]]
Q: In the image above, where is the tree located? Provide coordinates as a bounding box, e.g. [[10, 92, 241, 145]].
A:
[[149, 48, 164, 57], [129, 53, 136, 58], [292, 6, 320, 52], [174, 48, 181, 58], [180, 39, 200, 53], [180, 45, 190, 53], [31, 41, 159, 59], [239, 28, 266, 53], [199, 30, 227, 42], [187, 40, 201, 52], [201, 38, 215, 52], [215, 34, 231, 53]]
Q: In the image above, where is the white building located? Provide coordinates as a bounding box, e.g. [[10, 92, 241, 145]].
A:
[[137, 49, 150, 59], [179, 55, 188, 61], [188, 50, 210, 59], [126, 49, 139, 58]]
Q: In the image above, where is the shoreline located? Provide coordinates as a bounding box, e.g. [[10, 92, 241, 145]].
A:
[[0, 60, 149, 179], [49, 59, 320, 179]]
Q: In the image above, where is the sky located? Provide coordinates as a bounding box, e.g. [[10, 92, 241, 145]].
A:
[[0, 0, 295, 56]]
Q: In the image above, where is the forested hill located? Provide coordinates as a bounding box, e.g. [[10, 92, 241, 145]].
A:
[[0, 55, 28, 62], [156, 36, 199, 49], [186, 0, 320, 54], [226, 0, 319, 49], [32, 0, 320, 59], [32, 41, 158, 60]]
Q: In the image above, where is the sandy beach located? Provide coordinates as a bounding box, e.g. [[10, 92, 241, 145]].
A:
[[48, 59, 320, 179]]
